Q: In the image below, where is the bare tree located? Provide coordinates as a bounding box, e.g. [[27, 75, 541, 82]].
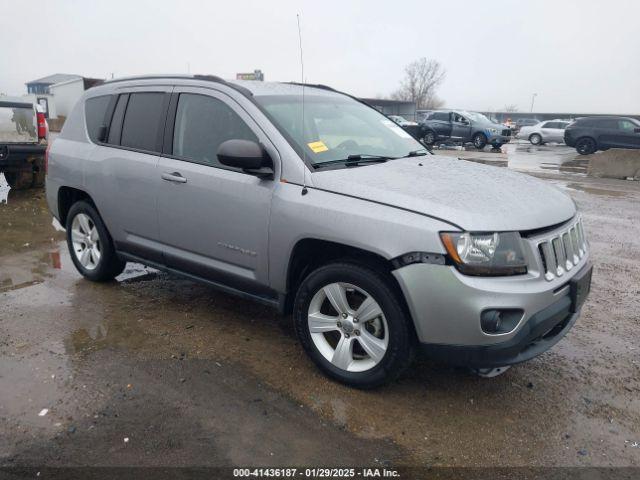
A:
[[503, 104, 519, 112], [391, 58, 446, 109]]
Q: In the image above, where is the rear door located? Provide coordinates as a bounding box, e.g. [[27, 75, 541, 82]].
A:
[[85, 87, 171, 263], [595, 119, 620, 147], [156, 87, 277, 295], [430, 111, 453, 139]]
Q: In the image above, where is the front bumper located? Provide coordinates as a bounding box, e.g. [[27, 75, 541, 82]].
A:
[[488, 134, 511, 145], [420, 295, 578, 367], [392, 232, 591, 367]]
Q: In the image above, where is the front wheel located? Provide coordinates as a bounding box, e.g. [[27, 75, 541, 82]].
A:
[[293, 262, 414, 388], [529, 133, 543, 145], [66, 201, 126, 282], [473, 133, 487, 149], [575, 137, 597, 155]]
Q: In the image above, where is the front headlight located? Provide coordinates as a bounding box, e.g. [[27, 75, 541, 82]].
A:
[[487, 128, 499, 134], [440, 232, 527, 276]]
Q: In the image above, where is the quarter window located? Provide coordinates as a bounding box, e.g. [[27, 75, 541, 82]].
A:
[[120, 92, 166, 152], [85, 95, 111, 143], [172, 93, 258, 168]]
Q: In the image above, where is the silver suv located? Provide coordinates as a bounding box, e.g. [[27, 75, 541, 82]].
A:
[[46, 75, 592, 388]]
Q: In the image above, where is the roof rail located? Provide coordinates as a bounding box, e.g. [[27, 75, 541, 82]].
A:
[[101, 74, 253, 97]]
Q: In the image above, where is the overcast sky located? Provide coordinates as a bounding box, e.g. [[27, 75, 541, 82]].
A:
[[1, 0, 639, 113]]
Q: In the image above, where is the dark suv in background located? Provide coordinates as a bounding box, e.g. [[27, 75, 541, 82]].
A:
[[564, 116, 640, 155], [419, 110, 511, 150]]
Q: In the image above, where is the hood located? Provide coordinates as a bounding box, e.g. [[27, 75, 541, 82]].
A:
[[311, 156, 576, 231]]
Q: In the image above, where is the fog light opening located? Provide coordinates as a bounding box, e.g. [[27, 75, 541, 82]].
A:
[[481, 309, 524, 334]]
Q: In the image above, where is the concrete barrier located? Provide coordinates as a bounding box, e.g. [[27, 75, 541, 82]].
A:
[[588, 149, 640, 180]]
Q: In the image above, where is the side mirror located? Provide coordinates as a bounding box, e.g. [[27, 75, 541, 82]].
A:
[[217, 139, 274, 178]]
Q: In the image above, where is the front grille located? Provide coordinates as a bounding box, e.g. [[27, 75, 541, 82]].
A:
[[536, 217, 587, 281], [502, 129, 511, 136]]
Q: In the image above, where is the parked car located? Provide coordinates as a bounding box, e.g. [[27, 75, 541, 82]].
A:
[[388, 115, 418, 127], [419, 110, 512, 149], [0, 99, 48, 189], [564, 116, 640, 155], [46, 75, 592, 388], [515, 118, 540, 130], [517, 119, 571, 145]]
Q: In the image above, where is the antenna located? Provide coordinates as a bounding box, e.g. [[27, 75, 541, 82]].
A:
[[297, 14, 308, 196]]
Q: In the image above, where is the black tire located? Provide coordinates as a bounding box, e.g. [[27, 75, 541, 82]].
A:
[[529, 133, 543, 146], [66, 201, 126, 282], [472, 132, 487, 149], [422, 130, 436, 146], [4, 169, 34, 190], [293, 262, 415, 388], [575, 137, 597, 155]]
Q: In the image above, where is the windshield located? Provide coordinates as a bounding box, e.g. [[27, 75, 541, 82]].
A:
[[254, 94, 425, 166]]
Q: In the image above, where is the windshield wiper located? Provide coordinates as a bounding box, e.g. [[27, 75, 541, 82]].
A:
[[313, 154, 396, 169]]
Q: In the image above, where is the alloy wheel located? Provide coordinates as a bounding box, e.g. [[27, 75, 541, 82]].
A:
[[307, 282, 388, 373], [71, 213, 101, 270]]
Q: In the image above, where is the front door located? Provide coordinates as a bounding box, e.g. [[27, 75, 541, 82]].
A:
[[614, 119, 640, 148], [450, 112, 471, 141], [156, 88, 277, 295]]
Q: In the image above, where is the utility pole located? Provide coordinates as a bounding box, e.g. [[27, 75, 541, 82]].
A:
[[530, 93, 538, 113]]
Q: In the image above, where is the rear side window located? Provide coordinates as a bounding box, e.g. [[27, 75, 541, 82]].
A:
[[120, 92, 166, 152], [172, 93, 258, 168], [431, 112, 450, 121], [85, 95, 111, 143]]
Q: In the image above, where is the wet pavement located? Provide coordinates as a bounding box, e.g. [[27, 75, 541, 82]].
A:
[[1, 151, 639, 468], [434, 139, 591, 176]]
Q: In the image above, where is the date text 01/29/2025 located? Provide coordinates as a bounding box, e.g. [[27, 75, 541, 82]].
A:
[[232, 467, 400, 477]]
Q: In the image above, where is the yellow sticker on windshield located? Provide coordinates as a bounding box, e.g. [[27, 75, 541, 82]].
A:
[[307, 141, 329, 153]]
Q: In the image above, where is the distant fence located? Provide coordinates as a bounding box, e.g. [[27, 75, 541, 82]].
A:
[[483, 111, 640, 123]]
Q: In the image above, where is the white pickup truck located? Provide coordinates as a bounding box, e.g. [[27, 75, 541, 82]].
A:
[[0, 98, 48, 189]]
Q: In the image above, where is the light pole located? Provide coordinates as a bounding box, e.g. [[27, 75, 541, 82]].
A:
[[530, 93, 538, 113]]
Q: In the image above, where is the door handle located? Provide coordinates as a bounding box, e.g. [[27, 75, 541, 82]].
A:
[[161, 172, 187, 183]]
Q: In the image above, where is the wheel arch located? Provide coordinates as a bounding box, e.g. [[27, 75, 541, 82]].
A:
[[57, 186, 96, 226], [282, 238, 401, 316]]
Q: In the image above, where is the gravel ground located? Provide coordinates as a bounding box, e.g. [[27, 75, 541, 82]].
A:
[[0, 149, 639, 470]]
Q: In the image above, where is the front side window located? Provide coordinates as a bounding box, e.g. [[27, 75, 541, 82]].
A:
[[172, 93, 258, 167], [618, 120, 636, 131], [255, 94, 424, 166], [120, 92, 166, 152]]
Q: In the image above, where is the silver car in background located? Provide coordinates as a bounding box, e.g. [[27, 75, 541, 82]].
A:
[[517, 119, 571, 145]]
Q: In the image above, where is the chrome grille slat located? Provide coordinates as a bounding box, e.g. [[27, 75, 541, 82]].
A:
[[536, 217, 587, 281]]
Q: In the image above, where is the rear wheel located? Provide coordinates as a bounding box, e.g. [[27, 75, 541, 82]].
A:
[[529, 133, 543, 145], [473, 132, 487, 149], [576, 137, 597, 155], [293, 262, 414, 388], [66, 201, 126, 282], [423, 130, 436, 146]]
